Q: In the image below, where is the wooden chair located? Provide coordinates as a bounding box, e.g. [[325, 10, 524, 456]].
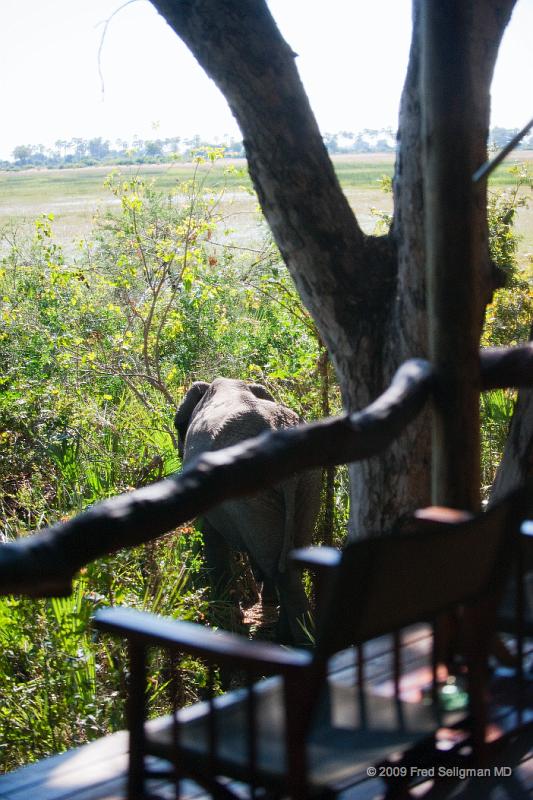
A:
[[94, 492, 525, 800]]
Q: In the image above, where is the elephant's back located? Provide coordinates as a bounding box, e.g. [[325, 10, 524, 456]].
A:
[[183, 391, 300, 463]]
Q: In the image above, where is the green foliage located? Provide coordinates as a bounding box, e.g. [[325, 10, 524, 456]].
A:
[[480, 163, 533, 492], [0, 532, 208, 770], [480, 389, 517, 494], [0, 155, 332, 771], [0, 582, 97, 767], [483, 284, 532, 348], [487, 163, 533, 281]]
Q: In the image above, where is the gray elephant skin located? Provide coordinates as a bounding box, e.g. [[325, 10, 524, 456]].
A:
[[174, 378, 321, 645]]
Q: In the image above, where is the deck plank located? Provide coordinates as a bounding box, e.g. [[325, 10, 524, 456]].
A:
[[1, 731, 130, 800], [0, 728, 204, 800]]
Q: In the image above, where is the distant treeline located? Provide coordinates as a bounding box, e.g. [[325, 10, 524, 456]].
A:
[[4, 135, 245, 170], [3, 126, 531, 170]]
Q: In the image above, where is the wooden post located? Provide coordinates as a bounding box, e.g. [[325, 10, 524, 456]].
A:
[[421, 1, 485, 510]]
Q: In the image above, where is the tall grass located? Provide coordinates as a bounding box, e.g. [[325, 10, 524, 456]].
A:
[[0, 524, 210, 772], [480, 389, 516, 494]]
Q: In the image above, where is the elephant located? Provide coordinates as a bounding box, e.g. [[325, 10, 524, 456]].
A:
[[174, 378, 322, 645]]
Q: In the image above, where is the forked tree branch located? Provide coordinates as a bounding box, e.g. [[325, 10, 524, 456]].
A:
[[0, 346, 532, 598], [149, 0, 389, 369]]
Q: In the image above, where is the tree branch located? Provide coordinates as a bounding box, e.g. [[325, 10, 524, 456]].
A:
[[480, 344, 533, 390], [150, 0, 393, 369]]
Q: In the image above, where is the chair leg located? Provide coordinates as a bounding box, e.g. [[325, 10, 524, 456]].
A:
[[127, 642, 148, 800], [463, 603, 494, 762]]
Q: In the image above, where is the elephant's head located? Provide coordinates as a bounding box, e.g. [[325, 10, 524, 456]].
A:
[[174, 381, 209, 458], [174, 379, 276, 458]]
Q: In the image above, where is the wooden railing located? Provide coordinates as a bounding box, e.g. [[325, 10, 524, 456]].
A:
[[0, 344, 531, 599]]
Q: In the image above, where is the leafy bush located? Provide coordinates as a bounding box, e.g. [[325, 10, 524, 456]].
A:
[[0, 155, 330, 770], [480, 164, 533, 492]]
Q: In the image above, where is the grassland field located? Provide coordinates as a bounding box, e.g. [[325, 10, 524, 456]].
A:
[[0, 151, 532, 261]]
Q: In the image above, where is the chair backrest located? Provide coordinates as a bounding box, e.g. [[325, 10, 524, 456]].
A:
[[315, 489, 525, 659]]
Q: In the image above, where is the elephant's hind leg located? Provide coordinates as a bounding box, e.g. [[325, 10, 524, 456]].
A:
[[247, 554, 278, 606], [276, 567, 312, 647], [201, 520, 244, 629]]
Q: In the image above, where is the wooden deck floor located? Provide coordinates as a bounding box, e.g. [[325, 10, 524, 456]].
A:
[[2, 627, 532, 800]]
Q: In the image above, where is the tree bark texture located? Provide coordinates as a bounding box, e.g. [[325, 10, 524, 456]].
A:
[[150, 0, 516, 529]]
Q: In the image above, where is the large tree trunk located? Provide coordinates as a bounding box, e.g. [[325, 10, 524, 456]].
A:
[[151, 0, 517, 532]]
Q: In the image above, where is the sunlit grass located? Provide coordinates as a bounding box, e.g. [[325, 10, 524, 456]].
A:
[[2, 153, 531, 248]]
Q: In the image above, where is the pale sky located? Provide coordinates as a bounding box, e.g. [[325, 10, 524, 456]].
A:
[[0, 0, 532, 160]]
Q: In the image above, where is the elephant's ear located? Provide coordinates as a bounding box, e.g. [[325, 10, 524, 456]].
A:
[[248, 383, 276, 403], [174, 382, 210, 457]]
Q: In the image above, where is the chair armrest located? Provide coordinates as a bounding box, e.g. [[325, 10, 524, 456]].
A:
[[94, 607, 312, 676], [290, 546, 341, 574], [522, 521, 533, 535]]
